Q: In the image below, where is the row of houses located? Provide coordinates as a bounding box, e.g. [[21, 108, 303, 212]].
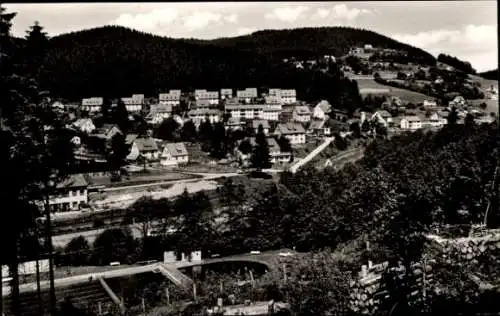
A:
[[81, 88, 298, 114]]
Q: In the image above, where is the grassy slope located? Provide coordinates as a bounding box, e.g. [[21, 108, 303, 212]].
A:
[[356, 78, 433, 103]]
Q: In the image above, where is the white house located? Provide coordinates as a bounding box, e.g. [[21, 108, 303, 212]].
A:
[[224, 117, 245, 131], [275, 123, 306, 145], [220, 88, 233, 100], [236, 88, 258, 103], [82, 97, 103, 113], [400, 116, 423, 130], [423, 100, 438, 108], [188, 109, 221, 126], [195, 99, 215, 109], [264, 95, 282, 105], [450, 95, 466, 108], [71, 118, 96, 134], [313, 100, 331, 120], [47, 174, 88, 212], [195, 89, 219, 105], [308, 119, 331, 136], [146, 104, 173, 125], [372, 110, 393, 127], [268, 88, 297, 104], [262, 104, 282, 121], [93, 124, 122, 141], [160, 142, 189, 166], [245, 137, 291, 164], [225, 104, 264, 120], [422, 113, 447, 128], [293, 106, 312, 123], [121, 94, 144, 112], [159, 90, 181, 107], [252, 120, 270, 135], [127, 138, 161, 162]]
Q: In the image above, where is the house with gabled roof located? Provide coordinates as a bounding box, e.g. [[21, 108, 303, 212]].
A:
[[313, 100, 331, 120], [93, 124, 122, 141], [146, 104, 173, 125], [188, 109, 221, 126], [82, 97, 103, 113], [121, 94, 144, 112], [220, 89, 233, 100], [400, 116, 423, 130], [159, 90, 181, 107], [159, 142, 189, 166], [252, 119, 270, 135], [71, 118, 96, 134], [224, 117, 245, 131], [126, 137, 160, 162], [45, 174, 89, 212], [308, 119, 332, 136], [274, 123, 306, 145], [293, 106, 312, 123]]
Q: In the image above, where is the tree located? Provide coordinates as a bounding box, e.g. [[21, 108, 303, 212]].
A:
[[155, 117, 179, 141], [129, 196, 173, 239], [173, 190, 214, 257], [23, 21, 49, 80], [464, 113, 475, 128], [334, 134, 349, 150], [92, 228, 138, 265], [447, 107, 459, 125], [108, 133, 130, 174], [277, 136, 292, 153], [210, 121, 227, 159], [113, 99, 130, 133], [198, 119, 213, 152], [64, 236, 90, 266], [251, 125, 271, 171], [238, 139, 252, 155], [350, 121, 361, 138], [1, 6, 75, 316], [180, 120, 197, 142], [101, 97, 112, 120]]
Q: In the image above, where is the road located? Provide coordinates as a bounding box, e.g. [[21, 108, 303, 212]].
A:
[[290, 137, 335, 173], [326, 147, 365, 170]]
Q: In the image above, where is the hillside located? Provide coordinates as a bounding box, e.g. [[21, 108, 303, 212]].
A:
[[205, 27, 436, 64], [14, 25, 437, 100], [480, 69, 498, 80], [437, 53, 477, 74]]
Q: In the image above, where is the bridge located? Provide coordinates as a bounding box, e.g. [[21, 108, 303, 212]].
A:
[[2, 250, 297, 315]]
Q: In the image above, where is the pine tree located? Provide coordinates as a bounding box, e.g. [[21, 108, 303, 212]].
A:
[[180, 120, 197, 142], [210, 121, 227, 159], [1, 7, 75, 315], [113, 99, 129, 133], [23, 21, 49, 81], [251, 124, 271, 171]]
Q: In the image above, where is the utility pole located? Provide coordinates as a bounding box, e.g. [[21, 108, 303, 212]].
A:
[[44, 183, 57, 316]]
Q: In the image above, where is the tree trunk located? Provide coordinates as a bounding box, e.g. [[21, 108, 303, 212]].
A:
[[9, 238, 21, 316], [44, 194, 57, 316], [35, 233, 43, 316]]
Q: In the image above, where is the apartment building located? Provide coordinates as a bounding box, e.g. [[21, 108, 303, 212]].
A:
[[82, 97, 103, 113], [220, 88, 233, 100], [262, 104, 282, 121], [194, 89, 219, 105], [236, 88, 258, 103], [47, 174, 89, 212], [159, 90, 181, 107], [268, 88, 297, 104], [225, 104, 264, 120], [188, 109, 222, 126], [121, 94, 144, 112], [293, 106, 312, 123]]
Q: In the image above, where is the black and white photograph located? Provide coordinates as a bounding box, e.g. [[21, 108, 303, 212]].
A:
[[0, 1, 498, 315]]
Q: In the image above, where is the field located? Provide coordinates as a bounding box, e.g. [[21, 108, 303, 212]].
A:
[[356, 78, 433, 103], [468, 99, 498, 114]]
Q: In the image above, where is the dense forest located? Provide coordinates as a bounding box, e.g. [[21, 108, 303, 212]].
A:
[[11, 25, 436, 101], [437, 53, 477, 74], [480, 69, 498, 80]]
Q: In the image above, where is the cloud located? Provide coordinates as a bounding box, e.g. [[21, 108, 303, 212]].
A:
[[236, 27, 256, 36], [113, 8, 179, 31], [393, 24, 497, 71], [312, 4, 372, 21], [183, 12, 222, 31], [224, 13, 238, 24], [265, 6, 310, 23]]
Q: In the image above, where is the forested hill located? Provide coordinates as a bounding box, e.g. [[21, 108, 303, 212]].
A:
[[203, 27, 436, 64], [479, 69, 498, 80], [16, 25, 434, 100]]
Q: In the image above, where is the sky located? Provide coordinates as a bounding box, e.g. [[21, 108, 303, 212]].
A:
[[5, 1, 498, 72]]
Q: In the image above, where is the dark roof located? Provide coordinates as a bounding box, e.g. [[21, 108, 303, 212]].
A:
[[56, 174, 88, 189], [252, 120, 270, 129], [276, 123, 306, 134], [163, 142, 188, 157], [135, 138, 159, 152]]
